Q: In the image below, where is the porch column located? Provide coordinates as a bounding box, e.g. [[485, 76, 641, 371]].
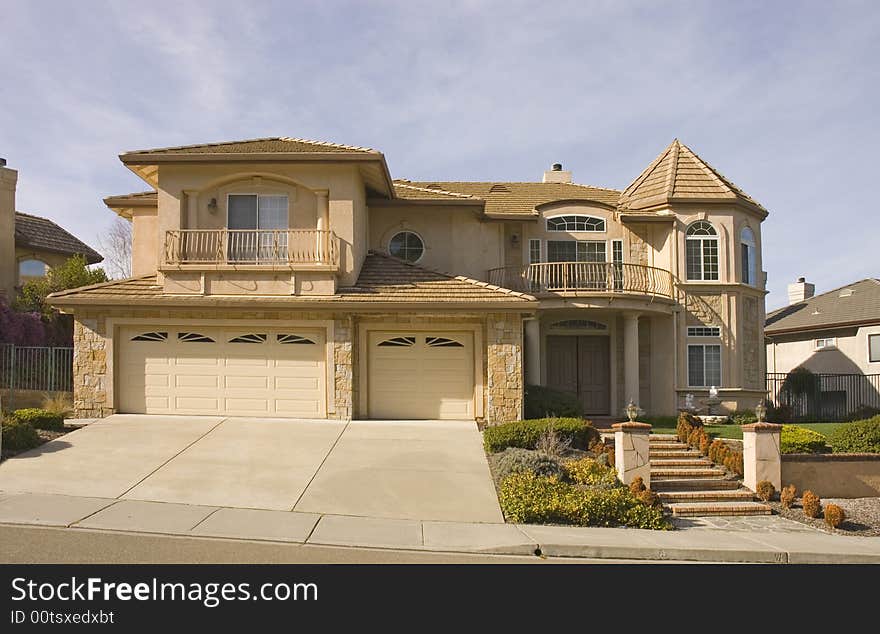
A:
[[524, 319, 541, 385], [623, 311, 640, 406], [315, 189, 329, 263]]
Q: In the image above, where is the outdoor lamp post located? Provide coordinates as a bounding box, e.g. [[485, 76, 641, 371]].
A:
[[754, 400, 767, 423], [625, 400, 641, 423]]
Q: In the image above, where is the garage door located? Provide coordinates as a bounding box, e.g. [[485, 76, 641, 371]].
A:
[[118, 327, 327, 417], [368, 331, 474, 419]]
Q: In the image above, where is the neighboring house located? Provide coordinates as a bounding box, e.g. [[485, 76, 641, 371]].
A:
[[766, 277, 880, 375], [48, 137, 768, 422], [0, 158, 103, 299]]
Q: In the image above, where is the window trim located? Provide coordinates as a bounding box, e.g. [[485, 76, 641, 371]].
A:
[[528, 239, 541, 264], [869, 334, 880, 363], [740, 226, 757, 286], [687, 326, 721, 337], [815, 337, 837, 351], [545, 214, 606, 233], [687, 343, 722, 387], [226, 193, 290, 230], [686, 221, 720, 282], [388, 230, 425, 264]]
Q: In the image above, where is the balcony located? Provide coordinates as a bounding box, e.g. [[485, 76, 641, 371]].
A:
[[163, 229, 340, 270], [487, 262, 675, 299]]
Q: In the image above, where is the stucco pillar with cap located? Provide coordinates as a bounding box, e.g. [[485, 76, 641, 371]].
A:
[[613, 421, 652, 487], [742, 422, 782, 492], [623, 312, 640, 407], [315, 189, 329, 263]]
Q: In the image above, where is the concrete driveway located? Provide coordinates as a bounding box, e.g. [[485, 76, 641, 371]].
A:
[[0, 415, 502, 523]]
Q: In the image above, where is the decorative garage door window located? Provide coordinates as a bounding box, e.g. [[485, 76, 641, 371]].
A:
[[130, 331, 168, 342], [426, 336, 464, 347], [177, 332, 215, 343], [228, 333, 267, 344], [551, 319, 606, 330], [277, 334, 316, 345], [377, 336, 416, 347]]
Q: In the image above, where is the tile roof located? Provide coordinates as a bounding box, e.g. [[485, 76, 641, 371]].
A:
[[619, 139, 766, 215], [48, 253, 534, 307], [14, 212, 103, 264], [103, 191, 157, 204], [122, 137, 379, 156], [765, 279, 880, 334], [393, 180, 620, 216]]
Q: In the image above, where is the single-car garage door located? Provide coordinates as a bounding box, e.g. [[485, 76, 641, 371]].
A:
[[368, 331, 475, 419], [118, 327, 327, 417]]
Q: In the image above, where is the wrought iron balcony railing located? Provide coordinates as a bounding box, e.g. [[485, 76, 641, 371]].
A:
[[486, 261, 674, 298]]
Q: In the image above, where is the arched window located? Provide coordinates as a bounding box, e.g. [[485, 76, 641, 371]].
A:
[[546, 215, 605, 232], [740, 227, 757, 286], [18, 259, 47, 282], [389, 231, 424, 263], [685, 221, 719, 281]]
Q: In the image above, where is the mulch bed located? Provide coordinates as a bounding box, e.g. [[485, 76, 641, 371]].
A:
[[767, 497, 880, 537]]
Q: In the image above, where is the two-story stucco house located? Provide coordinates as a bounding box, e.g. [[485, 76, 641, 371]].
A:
[[48, 137, 768, 423]]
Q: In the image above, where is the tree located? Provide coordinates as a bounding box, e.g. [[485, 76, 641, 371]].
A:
[[97, 217, 132, 279]]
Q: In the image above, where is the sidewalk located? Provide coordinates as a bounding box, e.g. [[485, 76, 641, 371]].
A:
[[1, 491, 879, 563]]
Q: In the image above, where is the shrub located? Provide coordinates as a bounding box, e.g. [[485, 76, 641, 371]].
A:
[[484, 418, 598, 453], [699, 431, 711, 456], [766, 401, 794, 424], [495, 448, 563, 481], [824, 504, 846, 529], [708, 439, 725, 463], [628, 476, 646, 495], [11, 408, 64, 431], [780, 484, 797, 509], [676, 412, 700, 443], [523, 385, 583, 419], [1, 419, 41, 451], [731, 410, 758, 426], [497, 472, 669, 529], [687, 428, 702, 449], [41, 393, 73, 419], [636, 489, 661, 508], [827, 416, 880, 454], [780, 425, 827, 454], [802, 490, 822, 518], [845, 406, 880, 422], [563, 457, 619, 489], [756, 480, 775, 502], [535, 424, 573, 458]]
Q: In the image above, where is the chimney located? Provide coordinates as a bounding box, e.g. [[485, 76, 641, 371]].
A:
[[0, 159, 17, 299], [542, 162, 572, 184], [787, 277, 815, 305]]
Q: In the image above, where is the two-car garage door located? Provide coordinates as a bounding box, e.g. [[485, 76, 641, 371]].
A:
[[118, 326, 327, 417]]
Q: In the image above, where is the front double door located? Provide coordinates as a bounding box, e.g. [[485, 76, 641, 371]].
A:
[[546, 335, 610, 416]]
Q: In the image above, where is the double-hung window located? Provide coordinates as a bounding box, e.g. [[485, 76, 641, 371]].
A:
[[869, 334, 880, 363], [688, 344, 721, 387], [741, 227, 757, 286], [227, 194, 289, 262], [686, 221, 719, 281]]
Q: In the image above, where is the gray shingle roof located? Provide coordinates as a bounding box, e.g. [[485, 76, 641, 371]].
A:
[[15, 212, 103, 264], [765, 279, 880, 334]]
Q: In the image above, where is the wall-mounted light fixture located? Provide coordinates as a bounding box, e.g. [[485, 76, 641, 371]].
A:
[[510, 233, 520, 246], [207, 197, 218, 213]]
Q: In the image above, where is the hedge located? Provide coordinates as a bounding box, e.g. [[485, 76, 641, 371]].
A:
[[1, 419, 42, 451], [828, 416, 880, 454], [11, 408, 64, 431], [483, 418, 599, 453], [523, 385, 583, 419], [780, 424, 827, 454]]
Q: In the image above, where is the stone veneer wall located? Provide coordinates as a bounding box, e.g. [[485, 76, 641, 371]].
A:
[[485, 312, 523, 424], [69, 308, 525, 424]]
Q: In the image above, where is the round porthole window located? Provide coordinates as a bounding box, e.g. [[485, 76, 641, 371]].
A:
[[389, 231, 424, 263]]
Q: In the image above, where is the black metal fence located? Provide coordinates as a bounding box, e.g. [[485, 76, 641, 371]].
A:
[[766, 372, 880, 421], [0, 343, 74, 411]]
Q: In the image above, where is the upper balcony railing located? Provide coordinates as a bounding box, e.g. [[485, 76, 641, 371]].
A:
[[164, 229, 339, 268], [487, 262, 675, 299]]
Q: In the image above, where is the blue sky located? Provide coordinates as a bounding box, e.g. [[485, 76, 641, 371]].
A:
[[1, 0, 878, 308]]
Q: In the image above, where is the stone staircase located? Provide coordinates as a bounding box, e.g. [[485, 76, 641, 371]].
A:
[[649, 434, 771, 517]]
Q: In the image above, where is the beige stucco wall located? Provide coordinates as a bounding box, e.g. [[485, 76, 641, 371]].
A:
[[69, 307, 525, 424], [0, 165, 17, 299], [368, 204, 502, 280], [782, 454, 880, 498], [131, 208, 158, 276], [767, 324, 880, 375]]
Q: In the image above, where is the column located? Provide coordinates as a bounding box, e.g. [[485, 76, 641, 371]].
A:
[[623, 312, 640, 406], [524, 319, 541, 386], [742, 422, 782, 492], [613, 422, 652, 487], [315, 189, 329, 263]]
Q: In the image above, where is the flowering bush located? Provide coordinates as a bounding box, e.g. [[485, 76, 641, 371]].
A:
[[0, 300, 46, 345]]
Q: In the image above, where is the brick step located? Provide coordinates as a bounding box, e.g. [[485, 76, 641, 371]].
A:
[[650, 458, 714, 467], [651, 467, 726, 478], [649, 434, 679, 442], [669, 502, 772, 517], [657, 489, 756, 503], [650, 443, 689, 450], [649, 450, 703, 458], [651, 478, 742, 491]]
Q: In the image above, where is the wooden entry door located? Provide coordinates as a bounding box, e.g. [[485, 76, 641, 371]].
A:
[[546, 335, 610, 415]]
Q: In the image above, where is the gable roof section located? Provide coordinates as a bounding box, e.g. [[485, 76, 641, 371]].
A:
[[48, 254, 534, 308], [122, 137, 379, 156], [393, 180, 620, 217], [15, 212, 103, 264], [765, 279, 880, 335], [103, 191, 157, 219], [619, 139, 767, 216]]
